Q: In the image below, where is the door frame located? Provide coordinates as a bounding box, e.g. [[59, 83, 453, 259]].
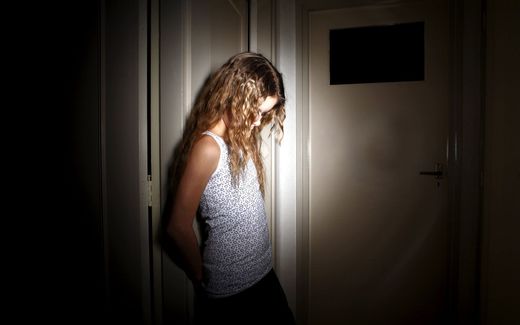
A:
[[274, 0, 484, 324]]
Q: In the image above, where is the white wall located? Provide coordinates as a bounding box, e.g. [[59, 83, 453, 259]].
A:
[[275, 0, 300, 317]]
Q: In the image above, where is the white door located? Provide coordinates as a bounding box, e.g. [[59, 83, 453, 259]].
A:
[[308, 0, 452, 324], [159, 0, 248, 323]]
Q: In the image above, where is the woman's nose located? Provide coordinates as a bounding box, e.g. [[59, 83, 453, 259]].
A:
[[252, 112, 262, 127]]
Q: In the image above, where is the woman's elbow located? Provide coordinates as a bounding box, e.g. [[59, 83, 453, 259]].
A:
[[166, 222, 179, 240], [166, 219, 189, 240]]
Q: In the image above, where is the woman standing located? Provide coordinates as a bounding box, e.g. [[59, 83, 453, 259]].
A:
[[167, 52, 295, 324]]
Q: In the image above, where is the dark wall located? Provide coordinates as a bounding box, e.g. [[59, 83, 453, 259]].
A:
[[20, 0, 147, 324], [104, 0, 149, 324], [482, 0, 520, 323], [21, 1, 106, 324], [60, 2, 106, 324]]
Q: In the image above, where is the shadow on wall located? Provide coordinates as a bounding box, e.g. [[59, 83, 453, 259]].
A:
[[158, 75, 214, 276]]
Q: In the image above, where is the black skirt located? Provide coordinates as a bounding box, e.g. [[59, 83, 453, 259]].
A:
[[194, 269, 296, 325]]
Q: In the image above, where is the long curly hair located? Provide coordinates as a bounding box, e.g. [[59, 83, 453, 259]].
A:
[[174, 52, 286, 196]]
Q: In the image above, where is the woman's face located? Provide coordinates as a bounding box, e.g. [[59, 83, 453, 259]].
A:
[[252, 96, 278, 129]]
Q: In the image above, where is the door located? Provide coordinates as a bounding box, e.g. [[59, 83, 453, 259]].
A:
[[159, 0, 248, 323], [308, 0, 452, 324]]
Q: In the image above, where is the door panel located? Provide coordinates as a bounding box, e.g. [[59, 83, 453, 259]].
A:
[[308, 1, 451, 324], [210, 0, 248, 71], [160, 0, 248, 323]]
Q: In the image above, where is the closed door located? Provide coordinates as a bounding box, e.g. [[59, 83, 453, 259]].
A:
[[308, 1, 452, 324], [159, 0, 248, 323]]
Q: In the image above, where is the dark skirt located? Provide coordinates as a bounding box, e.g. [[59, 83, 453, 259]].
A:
[[194, 269, 296, 325]]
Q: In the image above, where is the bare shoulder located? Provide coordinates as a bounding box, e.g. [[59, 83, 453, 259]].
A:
[[186, 134, 221, 174], [191, 134, 220, 159]]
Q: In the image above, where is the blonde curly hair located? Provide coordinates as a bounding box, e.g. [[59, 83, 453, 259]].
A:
[[175, 52, 285, 196]]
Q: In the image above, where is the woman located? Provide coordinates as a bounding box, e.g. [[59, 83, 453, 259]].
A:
[[167, 52, 295, 324]]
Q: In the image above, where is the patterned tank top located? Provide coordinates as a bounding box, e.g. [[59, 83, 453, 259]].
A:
[[199, 131, 272, 298]]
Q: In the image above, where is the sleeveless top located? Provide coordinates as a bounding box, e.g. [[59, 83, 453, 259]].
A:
[[199, 131, 272, 298]]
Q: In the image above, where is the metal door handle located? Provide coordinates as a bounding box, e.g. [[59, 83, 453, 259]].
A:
[[419, 163, 444, 179], [419, 171, 443, 176]]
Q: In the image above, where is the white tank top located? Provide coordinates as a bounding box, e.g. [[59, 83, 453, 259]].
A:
[[199, 131, 272, 298]]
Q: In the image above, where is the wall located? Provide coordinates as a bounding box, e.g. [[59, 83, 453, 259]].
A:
[[30, 1, 107, 324], [104, 0, 152, 323], [481, 0, 520, 324], [32, 0, 150, 324]]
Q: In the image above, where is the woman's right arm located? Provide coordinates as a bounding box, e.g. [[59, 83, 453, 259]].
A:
[[166, 136, 220, 285]]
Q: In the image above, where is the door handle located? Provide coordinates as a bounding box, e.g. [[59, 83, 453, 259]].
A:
[[419, 163, 444, 179]]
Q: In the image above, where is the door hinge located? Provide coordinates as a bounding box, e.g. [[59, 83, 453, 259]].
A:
[[147, 175, 153, 207]]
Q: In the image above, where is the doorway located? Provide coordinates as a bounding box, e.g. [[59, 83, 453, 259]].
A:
[[306, 0, 454, 323]]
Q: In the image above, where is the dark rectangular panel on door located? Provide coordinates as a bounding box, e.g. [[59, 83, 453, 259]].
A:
[[330, 21, 424, 85]]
